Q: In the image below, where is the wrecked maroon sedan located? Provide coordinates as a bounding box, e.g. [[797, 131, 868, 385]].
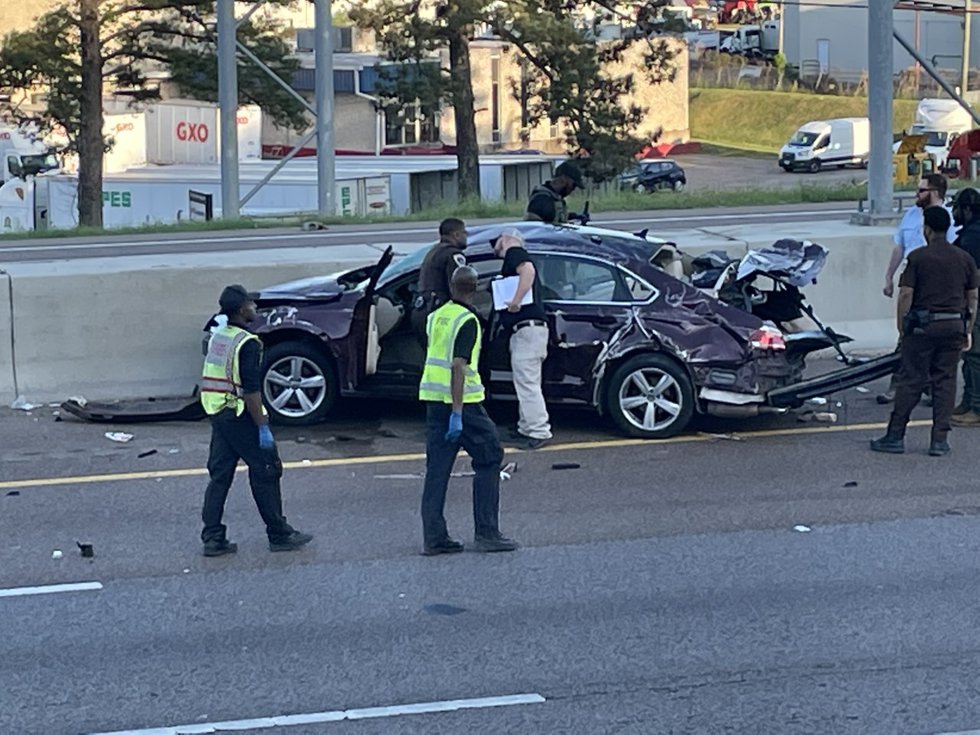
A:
[[249, 222, 896, 439]]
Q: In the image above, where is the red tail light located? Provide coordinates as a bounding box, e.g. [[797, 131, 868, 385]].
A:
[[750, 325, 786, 351]]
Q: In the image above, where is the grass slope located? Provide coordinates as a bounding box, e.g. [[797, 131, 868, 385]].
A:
[[690, 88, 919, 152]]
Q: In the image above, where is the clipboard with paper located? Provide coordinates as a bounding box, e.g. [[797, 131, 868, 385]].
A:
[[491, 275, 533, 311]]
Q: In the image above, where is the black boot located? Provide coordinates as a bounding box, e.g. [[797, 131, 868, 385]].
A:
[[203, 539, 238, 557], [870, 433, 905, 454], [928, 439, 950, 457]]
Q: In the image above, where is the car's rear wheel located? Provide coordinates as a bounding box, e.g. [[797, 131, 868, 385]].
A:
[[262, 341, 338, 425], [633, 182, 648, 194], [606, 354, 695, 439], [672, 180, 685, 192]]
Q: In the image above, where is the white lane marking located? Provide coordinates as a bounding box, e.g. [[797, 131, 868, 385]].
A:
[[85, 693, 546, 734], [0, 209, 853, 255], [0, 581, 103, 598]]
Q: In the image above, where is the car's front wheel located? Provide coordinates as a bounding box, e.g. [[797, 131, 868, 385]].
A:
[[672, 179, 685, 192], [606, 353, 695, 438], [633, 182, 648, 194], [261, 341, 338, 425]]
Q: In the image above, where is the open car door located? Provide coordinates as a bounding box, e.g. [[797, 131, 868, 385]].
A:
[[348, 246, 395, 387]]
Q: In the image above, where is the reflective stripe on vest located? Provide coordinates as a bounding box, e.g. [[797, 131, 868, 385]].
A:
[[200, 326, 257, 416], [418, 302, 485, 404]]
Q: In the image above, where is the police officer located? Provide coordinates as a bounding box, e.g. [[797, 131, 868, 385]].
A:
[[878, 173, 957, 404], [524, 160, 585, 225], [418, 266, 519, 556], [951, 187, 980, 426], [199, 285, 313, 556], [411, 218, 468, 342], [871, 207, 979, 457]]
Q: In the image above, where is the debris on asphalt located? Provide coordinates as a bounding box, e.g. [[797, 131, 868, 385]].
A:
[[855, 386, 870, 393], [137, 449, 158, 459], [375, 473, 424, 480], [76, 542, 94, 558], [843, 481, 859, 488], [379, 428, 399, 438], [51, 550, 63, 559], [450, 470, 476, 478], [183, 568, 190, 574], [793, 525, 812, 533], [500, 461, 518, 481], [797, 411, 838, 424], [5, 491, 20, 497], [168, 448, 180, 454], [699, 432, 744, 441], [551, 462, 581, 470], [10, 397, 39, 411], [105, 432, 135, 443], [302, 220, 328, 231], [807, 397, 829, 406], [68, 395, 88, 407], [301, 459, 312, 466]]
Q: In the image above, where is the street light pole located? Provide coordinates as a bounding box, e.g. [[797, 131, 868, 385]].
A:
[[217, 0, 240, 220], [962, 0, 972, 94], [867, 0, 894, 218], [314, 0, 336, 217]]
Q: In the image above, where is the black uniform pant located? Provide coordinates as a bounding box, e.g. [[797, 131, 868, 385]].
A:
[[421, 402, 503, 545], [888, 327, 964, 442], [202, 410, 294, 543]]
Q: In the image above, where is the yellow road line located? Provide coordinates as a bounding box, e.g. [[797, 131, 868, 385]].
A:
[[0, 419, 931, 491]]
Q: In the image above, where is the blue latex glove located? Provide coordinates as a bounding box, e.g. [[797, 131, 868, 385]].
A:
[[258, 425, 275, 450], [445, 411, 463, 442]]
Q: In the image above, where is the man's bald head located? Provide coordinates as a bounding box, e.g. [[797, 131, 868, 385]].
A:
[[450, 265, 478, 303]]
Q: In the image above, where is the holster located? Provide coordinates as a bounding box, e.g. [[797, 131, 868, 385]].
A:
[[902, 309, 931, 336]]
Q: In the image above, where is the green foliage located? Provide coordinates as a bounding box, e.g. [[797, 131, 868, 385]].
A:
[[349, 0, 680, 183], [0, 0, 308, 149]]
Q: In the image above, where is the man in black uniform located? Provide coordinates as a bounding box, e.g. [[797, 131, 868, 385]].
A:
[[871, 207, 979, 457], [200, 285, 313, 556], [524, 160, 585, 225], [411, 217, 468, 341], [951, 187, 980, 426]]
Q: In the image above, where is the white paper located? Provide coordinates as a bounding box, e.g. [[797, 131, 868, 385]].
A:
[[491, 276, 533, 311]]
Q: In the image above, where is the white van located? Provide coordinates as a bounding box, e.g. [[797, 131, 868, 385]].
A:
[[779, 117, 870, 173]]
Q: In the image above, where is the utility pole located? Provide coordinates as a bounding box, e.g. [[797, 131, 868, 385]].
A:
[[217, 0, 240, 220], [963, 0, 972, 94], [314, 0, 336, 217], [861, 0, 895, 222]]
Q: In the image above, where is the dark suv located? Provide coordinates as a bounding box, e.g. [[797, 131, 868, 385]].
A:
[[618, 159, 687, 193]]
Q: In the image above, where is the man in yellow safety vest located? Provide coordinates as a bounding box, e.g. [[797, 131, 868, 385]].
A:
[[199, 284, 313, 557], [418, 266, 519, 555]]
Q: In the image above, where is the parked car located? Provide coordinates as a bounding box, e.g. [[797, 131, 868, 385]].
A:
[[245, 222, 896, 439], [619, 159, 687, 193]]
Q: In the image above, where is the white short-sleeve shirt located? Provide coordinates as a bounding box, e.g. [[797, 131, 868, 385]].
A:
[[893, 205, 958, 258]]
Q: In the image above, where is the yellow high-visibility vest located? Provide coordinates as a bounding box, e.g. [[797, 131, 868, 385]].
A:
[[200, 325, 260, 416], [418, 302, 485, 403]]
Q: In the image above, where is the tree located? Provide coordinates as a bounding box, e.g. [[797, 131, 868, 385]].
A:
[[0, 0, 307, 228], [350, 0, 678, 195]]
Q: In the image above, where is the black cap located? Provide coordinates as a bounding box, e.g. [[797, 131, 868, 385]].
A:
[[219, 284, 260, 314], [555, 160, 584, 189]]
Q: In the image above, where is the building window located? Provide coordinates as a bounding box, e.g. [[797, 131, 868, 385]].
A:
[[383, 103, 440, 146]]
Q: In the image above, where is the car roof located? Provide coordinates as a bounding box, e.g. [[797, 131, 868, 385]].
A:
[[465, 221, 670, 262]]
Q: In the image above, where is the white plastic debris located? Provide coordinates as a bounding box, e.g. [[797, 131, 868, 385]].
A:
[[806, 397, 828, 406], [52, 549, 63, 559], [67, 395, 88, 407], [104, 432, 134, 443], [855, 386, 870, 393], [813, 412, 838, 423], [10, 397, 39, 411], [168, 448, 180, 454], [793, 525, 812, 533], [301, 459, 312, 466]]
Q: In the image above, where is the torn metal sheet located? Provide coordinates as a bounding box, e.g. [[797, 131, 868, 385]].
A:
[[61, 396, 206, 423]]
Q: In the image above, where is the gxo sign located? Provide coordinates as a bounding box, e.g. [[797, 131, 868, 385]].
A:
[[176, 122, 209, 143]]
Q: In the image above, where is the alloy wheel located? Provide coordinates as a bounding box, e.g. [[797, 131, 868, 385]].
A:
[[263, 355, 328, 418], [617, 367, 683, 433]]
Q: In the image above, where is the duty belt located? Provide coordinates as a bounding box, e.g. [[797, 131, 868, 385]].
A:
[[930, 312, 964, 321], [513, 319, 547, 331]]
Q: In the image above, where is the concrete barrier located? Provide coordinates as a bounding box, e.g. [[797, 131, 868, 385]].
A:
[[0, 270, 14, 403], [4, 245, 395, 404], [3, 220, 908, 405]]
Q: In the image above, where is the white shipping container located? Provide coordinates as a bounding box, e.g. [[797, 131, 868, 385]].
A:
[[236, 105, 263, 161], [363, 177, 390, 215], [104, 113, 147, 173], [145, 103, 219, 165]]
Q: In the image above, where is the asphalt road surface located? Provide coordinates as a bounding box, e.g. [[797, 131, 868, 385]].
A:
[[0, 202, 856, 264], [4, 363, 980, 735]]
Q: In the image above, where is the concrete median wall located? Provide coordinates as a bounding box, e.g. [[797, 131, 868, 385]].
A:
[[2, 221, 905, 405], [1, 245, 389, 405]]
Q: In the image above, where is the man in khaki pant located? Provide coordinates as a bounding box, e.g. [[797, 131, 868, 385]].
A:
[[492, 229, 552, 449]]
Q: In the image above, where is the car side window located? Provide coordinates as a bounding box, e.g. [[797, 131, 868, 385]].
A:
[[623, 273, 656, 301], [536, 255, 630, 303]]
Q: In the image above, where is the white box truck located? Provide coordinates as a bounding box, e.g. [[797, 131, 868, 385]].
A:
[[893, 98, 974, 169], [779, 117, 870, 173], [0, 125, 60, 185]]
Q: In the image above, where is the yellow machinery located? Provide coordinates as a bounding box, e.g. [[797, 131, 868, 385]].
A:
[[893, 134, 937, 184]]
